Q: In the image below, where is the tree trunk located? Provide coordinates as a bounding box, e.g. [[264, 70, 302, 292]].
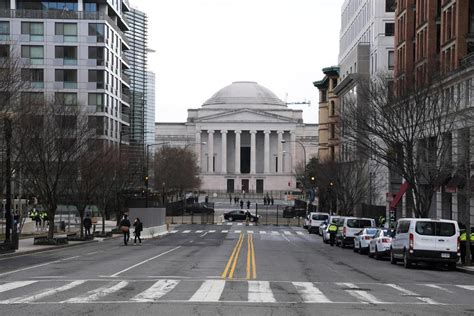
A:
[[79, 214, 84, 238]]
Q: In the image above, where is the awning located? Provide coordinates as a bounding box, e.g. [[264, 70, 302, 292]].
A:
[[390, 182, 410, 209]]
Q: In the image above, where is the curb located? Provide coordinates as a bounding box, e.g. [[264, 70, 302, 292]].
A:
[[0, 238, 111, 259], [457, 266, 474, 275]]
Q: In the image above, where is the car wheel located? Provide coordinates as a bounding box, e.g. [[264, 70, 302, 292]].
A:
[[403, 250, 412, 269], [390, 249, 397, 265], [228, 216, 233, 222]]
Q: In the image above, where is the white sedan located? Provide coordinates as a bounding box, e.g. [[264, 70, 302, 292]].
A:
[[368, 228, 392, 259], [353, 228, 378, 254]]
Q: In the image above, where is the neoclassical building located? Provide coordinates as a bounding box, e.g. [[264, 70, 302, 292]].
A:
[[155, 81, 318, 194]]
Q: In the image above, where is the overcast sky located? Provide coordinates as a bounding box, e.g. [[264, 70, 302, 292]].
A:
[[131, 0, 343, 124]]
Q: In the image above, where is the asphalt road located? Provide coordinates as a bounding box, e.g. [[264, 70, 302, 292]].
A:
[[0, 222, 474, 315]]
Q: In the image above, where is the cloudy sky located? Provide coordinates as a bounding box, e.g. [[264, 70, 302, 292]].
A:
[[131, 0, 343, 123]]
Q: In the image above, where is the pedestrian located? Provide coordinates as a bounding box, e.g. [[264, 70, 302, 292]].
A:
[[235, 196, 238, 205], [271, 196, 274, 205], [205, 195, 209, 204], [240, 199, 244, 209], [229, 194, 232, 205], [263, 196, 267, 205], [247, 200, 251, 209], [119, 214, 131, 246], [133, 218, 143, 244], [245, 209, 251, 226], [83, 214, 92, 237], [328, 222, 338, 246]]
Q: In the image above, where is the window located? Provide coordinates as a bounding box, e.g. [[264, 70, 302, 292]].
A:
[[55, 23, 77, 42], [55, 69, 77, 88], [55, 46, 77, 65], [321, 90, 327, 102], [347, 219, 373, 229], [85, 3, 97, 12], [330, 101, 336, 116], [21, 69, 44, 86], [21, 22, 43, 41], [388, 50, 395, 70], [385, 23, 394, 36], [88, 46, 104, 65], [21, 92, 44, 105], [385, 0, 396, 12], [397, 221, 410, 234], [88, 70, 104, 89], [0, 44, 9, 58], [21, 45, 44, 64], [0, 21, 9, 40], [55, 92, 77, 106], [88, 23, 105, 42], [88, 93, 104, 111]]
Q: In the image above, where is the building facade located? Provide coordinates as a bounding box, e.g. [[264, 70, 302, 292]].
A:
[[145, 71, 155, 146], [155, 81, 318, 194], [0, 0, 132, 146], [313, 67, 340, 162]]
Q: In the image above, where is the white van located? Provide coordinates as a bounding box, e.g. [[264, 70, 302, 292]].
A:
[[390, 218, 460, 269], [322, 216, 345, 243], [307, 212, 330, 234], [336, 217, 376, 248]]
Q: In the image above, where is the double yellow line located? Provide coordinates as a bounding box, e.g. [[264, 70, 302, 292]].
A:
[[221, 233, 256, 280]]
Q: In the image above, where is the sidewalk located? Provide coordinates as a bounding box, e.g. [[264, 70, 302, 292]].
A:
[[457, 264, 474, 275]]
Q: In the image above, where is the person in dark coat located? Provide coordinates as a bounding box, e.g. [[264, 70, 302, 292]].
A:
[[240, 199, 244, 209], [247, 200, 251, 209], [83, 215, 92, 237], [133, 218, 143, 244], [119, 214, 131, 245], [271, 196, 274, 205]]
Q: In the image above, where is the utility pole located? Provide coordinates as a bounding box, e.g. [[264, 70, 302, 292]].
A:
[[4, 117, 12, 242]]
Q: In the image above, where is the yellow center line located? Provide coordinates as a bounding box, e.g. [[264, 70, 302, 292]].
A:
[[221, 233, 243, 279], [251, 234, 257, 279], [228, 232, 245, 279], [246, 233, 251, 279]]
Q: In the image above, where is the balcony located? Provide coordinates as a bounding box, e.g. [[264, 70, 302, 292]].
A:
[[121, 113, 130, 124], [121, 93, 131, 105], [121, 73, 131, 86]]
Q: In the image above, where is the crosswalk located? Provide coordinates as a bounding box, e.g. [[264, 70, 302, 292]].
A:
[[169, 229, 307, 237], [0, 279, 473, 305]]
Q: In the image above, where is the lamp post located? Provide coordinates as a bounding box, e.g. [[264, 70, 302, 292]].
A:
[[145, 142, 169, 207], [281, 139, 307, 192]]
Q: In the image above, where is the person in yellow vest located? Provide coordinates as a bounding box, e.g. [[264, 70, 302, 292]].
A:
[[328, 222, 338, 247], [460, 227, 474, 264]]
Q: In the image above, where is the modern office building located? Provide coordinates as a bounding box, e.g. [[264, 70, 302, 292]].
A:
[[0, 0, 132, 146], [145, 71, 155, 147], [124, 7, 147, 150]]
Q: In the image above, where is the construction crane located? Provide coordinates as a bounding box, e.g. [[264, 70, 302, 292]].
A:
[[286, 101, 311, 106]]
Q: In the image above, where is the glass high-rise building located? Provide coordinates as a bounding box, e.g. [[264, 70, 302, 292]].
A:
[[146, 71, 155, 147]]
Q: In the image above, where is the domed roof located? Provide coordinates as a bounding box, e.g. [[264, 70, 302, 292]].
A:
[[202, 81, 286, 108]]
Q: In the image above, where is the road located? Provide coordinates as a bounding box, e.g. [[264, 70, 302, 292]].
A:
[[0, 222, 473, 315]]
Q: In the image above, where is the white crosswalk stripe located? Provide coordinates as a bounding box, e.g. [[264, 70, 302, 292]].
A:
[[293, 282, 331, 303], [237, 223, 243, 226], [169, 230, 178, 234], [296, 231, 305, 236], [131, 280, 180, 302], [64, 281, 129, 303], [208, 230, 216, 233], [247, 230, 254, 234], [221, 230, 229, 233], [284, 231, 293, 235], [272, 231, 279, 235], [248, 281, 276, 303], [259, 231, 267, 234], [0, 281, 37, 294], [2, 281, 85, 304], [337, 282, 383, 304], [182, 230, 191, 234], [189, 280, 225, 302], [0, 279, 468, 305], [195, 230, 203, 233]]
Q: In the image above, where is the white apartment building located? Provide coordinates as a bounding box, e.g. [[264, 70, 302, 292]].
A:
[[0, 0, 132, 145], [336, 0, 395, 207]]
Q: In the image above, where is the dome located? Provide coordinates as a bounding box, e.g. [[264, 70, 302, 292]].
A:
[[202, 81, 286, 108]]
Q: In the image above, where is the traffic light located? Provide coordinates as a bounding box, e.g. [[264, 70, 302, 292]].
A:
[[144, 175, 149, 187]]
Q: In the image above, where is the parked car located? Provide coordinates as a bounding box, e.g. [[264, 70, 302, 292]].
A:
[[336, 217, 376, 248], [307, 212, 330, 234], [282, 206, 307, 218], [369, 228, 392, 259], [390, 218, 460, 269], [322, 216, 345, 243], [223, 210, 260, 222], [353, 227, 379, 254]]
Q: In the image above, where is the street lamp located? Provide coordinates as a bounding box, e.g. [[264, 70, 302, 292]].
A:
[[281, 139, 307, 191]]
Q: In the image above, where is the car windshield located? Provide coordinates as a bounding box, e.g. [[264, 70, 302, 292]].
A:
[[312, 214, 329, 220], [415, 222, 455, 236]]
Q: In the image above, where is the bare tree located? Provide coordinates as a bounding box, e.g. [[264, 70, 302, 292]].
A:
[[153, 146, 201, 198], [341, 74, 468, 218], [16, 98, 93, 239]]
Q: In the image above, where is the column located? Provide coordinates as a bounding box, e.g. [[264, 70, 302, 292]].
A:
[[277, 131, 284, 174], [78, 0, 83, 11], [221, 130, 227, 174], [208, 130, 214, 173], [290, 131, 297, 173], [235, 130, 241, 174], [264, 130, 270, 174], [250, 130, 257, 174], [195, 130, 202, 170], [10, 0, 15, 10]]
